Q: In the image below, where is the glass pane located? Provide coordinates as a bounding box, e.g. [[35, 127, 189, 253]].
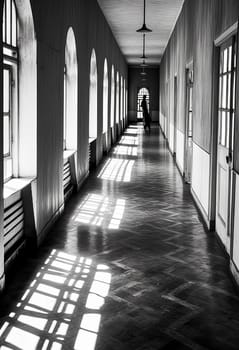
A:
[[221, 111, 226, 146], [6, 0, 11, 45], [226, 112, 230, 148], [222, 75, 227, 109], [228, 45, 232, 72], [188, 112, 192, 136], [189, 87, 193, 111], [227, 73, 231, 108], [12, 0, 17, 46], [220, 51, 223, 74], [3, 115, 10, 156], [233, 72, 236, 110], [218, 76, 222, 108], [3, 3, 6, 42], [232, 112, 235, 151], [223, 48, 228, 73], [3, 69, 10, 113]]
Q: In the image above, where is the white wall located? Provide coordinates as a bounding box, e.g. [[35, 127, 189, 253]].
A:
[[176, 129, 184, 174], [191, 142, 210, 215]]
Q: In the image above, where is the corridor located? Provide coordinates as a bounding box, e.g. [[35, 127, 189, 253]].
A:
[[1, 125, 239, 350]]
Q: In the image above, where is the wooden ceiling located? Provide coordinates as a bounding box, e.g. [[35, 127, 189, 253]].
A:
[[97, 0, 184, 66]]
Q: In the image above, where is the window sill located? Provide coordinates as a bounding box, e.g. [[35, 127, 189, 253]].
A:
[[89, 137, 96, 144], [4, 177, 35, 208], [63, 149, 76, 161]]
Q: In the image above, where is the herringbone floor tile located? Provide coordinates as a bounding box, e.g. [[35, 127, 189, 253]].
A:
[[0, 124, 239, 350]]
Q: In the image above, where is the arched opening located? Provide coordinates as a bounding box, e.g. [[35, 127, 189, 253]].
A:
[[110, 65, 115, 128], [89, 49, 98, 140], [137, 87, 149, 121], [3, 0, 37, 180], [64, 27, 78, 151], [116, 72, 119, 124], [103, 59, 108, 134]]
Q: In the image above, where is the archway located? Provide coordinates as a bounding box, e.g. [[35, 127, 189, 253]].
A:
[[89, 49, 98, 139], [137, 87, 149, 121], [110, 65, 115, 128], [103, 59, 108, 134], [64, 27, 78, 151]]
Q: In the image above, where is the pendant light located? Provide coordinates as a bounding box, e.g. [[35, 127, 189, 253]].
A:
[[136, 0, 152, 33]]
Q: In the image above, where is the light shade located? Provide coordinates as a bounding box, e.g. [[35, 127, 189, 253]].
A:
[[136, 0, 152, 33], [140, 60, 148, 67], [136, 23, 152, 33], [140, 54, 148, 59]]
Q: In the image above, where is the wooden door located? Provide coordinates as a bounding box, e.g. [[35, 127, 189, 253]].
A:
[[216, 37, 236, 252]]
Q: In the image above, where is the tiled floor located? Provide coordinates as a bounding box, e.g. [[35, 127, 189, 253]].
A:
[[1, 124, 239, 350]]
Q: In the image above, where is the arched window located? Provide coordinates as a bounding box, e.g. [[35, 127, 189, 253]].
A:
[[89, 49, 98, 139], [103, 59, 108, 133], [3, 0, 36, 180], [64, 27, 78, 151], [116, 72, 119, 123], [110, 65, 115, 127], [137, 87, 150, 120]]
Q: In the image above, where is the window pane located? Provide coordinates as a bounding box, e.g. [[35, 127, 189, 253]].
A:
[[12, 0, 17, 46], [218, 76, 222, 108], [228, 45, 232, 72], [3, 4, 6, 42], [189, 87, 193, 111], [222, 75, 227, 109], [227, 73, 231, 108], [3, 116, 10, 156], [220, 111, 226, 146], [188, 112, 192, 137], [226, 112, 230, 148], [6, 0, 11, 45], [233, 72, 236, 110], [223, 48, 228, 73], [3, 69, 10, 113], [232, 112, 235, 151]]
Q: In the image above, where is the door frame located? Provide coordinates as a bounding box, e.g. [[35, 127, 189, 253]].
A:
[[184, 60, 193, 183], [210, 22, 238, 254]]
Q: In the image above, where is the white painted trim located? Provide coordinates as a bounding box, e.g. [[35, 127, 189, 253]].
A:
[[191, 187, 210, 229], [214, 21, 238, 46], [0, 273, 5, 292], [230, 259, 239, 289]]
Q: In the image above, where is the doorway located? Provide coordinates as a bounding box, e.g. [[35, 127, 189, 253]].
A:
[[185, 65, 193, 183], [137, 87, 149, 121], [215, 36, 236, 252]]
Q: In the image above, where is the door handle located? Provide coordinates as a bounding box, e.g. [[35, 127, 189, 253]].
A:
[[226, 152, 232, 164]]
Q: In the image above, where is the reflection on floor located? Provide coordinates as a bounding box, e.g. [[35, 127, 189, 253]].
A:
[[0, 250, 111, 350], [72, 194, 125, 230], [1, 124, 239, 350]]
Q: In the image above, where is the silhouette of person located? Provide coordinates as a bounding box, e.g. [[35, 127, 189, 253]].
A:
[[141, 94, 151, 133]]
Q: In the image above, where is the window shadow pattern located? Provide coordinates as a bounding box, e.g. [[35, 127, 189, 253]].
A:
[[72, 194, 125, 230], [97, 158, 135, 182], [0, 250, 111, 350]]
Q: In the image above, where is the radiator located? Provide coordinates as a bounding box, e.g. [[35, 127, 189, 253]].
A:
[[4, 198, 24, 261]]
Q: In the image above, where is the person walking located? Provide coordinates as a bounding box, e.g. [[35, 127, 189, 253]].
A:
[[141, 94, 151, 133]]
